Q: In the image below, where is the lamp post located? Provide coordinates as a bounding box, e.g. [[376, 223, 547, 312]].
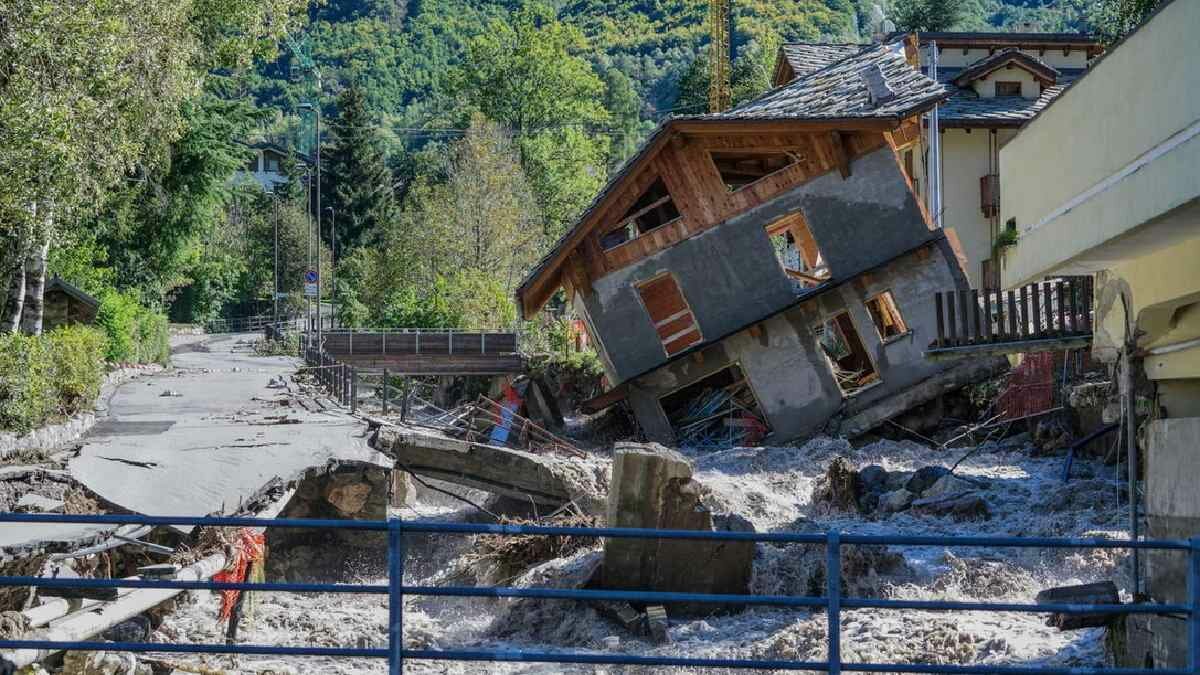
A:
[[325, 205, 336, 328], [299, 102, 322, 339], [272, 191, 279, 326]]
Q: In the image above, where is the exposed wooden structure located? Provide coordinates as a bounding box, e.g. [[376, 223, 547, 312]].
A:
[[521, 121, 897, 318], [927, 277, 1093, 358]]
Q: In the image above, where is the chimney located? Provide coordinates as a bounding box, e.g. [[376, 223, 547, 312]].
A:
[[860, 64, 897, 107]]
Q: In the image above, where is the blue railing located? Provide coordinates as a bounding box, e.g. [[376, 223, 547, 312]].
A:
[[1, 512, 1197, 674]]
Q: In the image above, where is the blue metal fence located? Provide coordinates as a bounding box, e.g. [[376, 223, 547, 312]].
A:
[[1, 512, 1197, 674]]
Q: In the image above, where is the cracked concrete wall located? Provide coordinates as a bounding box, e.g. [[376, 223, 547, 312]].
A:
[[579, 146, 944, 385], [627, 238, 968, 444]]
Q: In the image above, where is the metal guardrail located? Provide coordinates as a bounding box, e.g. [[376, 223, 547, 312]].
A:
[[1, 511, 1197, 675]]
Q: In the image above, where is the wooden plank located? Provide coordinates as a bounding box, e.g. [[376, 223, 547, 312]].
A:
[[1030, 283, 1042, 336], [829, 131, 851, 178], [947, 292, 957, 346], [1020, 286, 1030, 337], [983, 289, 993, 341], [1044, 281, 1056, 335], [971, 289, 982, 342], [1055, 280, 1066, 334], [959, 290, 971, 344], [935, 292, 945, 347]]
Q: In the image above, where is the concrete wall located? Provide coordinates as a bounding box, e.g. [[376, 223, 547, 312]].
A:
[[626, 238, 966, 443], [938, 128, 1016, 288], [581, 147, 940, 384], [999, 0, 1200, 288]]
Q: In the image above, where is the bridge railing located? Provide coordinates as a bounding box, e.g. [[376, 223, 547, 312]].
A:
[[2, 511, 1197, 675]]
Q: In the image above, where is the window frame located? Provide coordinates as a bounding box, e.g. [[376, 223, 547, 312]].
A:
[[995, 80, 1022, 97], [814, 310, 881, 397], [864, 290, 910, 344], [708, 150, 803, 194]]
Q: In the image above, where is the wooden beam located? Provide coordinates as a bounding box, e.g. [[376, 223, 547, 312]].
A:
[[829, 131, 851, 179]]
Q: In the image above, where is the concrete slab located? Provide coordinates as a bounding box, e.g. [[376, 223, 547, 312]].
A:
[[67, 334, 390, 531]]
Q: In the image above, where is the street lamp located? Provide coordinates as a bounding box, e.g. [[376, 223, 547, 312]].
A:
[[325, 205, 336, 328], [298, 102, 322, 339]]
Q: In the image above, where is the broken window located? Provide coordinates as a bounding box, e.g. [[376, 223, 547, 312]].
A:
[[995, 81, 1022, 97], [600, 177, 681, 250], [659, 364, 770, 449], [710, 150, 802, 191], [815, 312, 879, 395], [865, 291, 908, 341], [765, 211, 829, 289], [635, 273, 701, 356]]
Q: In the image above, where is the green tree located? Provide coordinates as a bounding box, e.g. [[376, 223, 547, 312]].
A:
[[892, 0, 966, 31], [324, 82, 397, 253], [602, 67, 643, 165], [1089, 0, 1161, 43]]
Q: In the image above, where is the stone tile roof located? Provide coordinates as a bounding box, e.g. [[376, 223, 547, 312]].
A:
[[937, 66, 1085, 127], [688, 41, 949, 122], [779, 43, 862, 79], [951, 48, 1060, 87]]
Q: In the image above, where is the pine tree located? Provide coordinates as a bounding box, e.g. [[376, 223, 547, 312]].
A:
[[323, 82, 396, 254]]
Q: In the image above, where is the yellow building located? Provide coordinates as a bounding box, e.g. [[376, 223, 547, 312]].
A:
[[999, 0, 1200, 667], [775, 33, 1101, 290]]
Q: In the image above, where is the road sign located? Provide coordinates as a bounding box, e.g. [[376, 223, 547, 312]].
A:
[[304, 283, 318, 297], [304, 269, 318, 284], [275, 292, 290, 300]]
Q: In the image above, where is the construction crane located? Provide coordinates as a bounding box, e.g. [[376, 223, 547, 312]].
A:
[[707, 0, 732, 113]]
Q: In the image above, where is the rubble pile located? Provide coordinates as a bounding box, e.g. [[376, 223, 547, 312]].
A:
[[813, 459, 992, 521]]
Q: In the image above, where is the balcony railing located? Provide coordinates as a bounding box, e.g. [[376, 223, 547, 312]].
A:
[[980, 173, 1000, 218], [929, 277, 1093, 356]]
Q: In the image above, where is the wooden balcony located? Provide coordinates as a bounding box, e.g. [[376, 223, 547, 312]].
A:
[[926, 277, 1094, 359], [980, 173, 999, 218]]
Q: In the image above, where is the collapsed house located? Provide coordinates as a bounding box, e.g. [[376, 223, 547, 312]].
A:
[[515, 38, 1003, 446]]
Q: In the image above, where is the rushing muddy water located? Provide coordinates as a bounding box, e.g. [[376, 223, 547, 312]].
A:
[[149, 436, 1129, 674]]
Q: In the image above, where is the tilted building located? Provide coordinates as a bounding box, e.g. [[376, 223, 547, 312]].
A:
[[516, 39, 1001, 446]]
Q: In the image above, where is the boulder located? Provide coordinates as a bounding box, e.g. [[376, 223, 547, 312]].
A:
[[923, 473, 985, 499], [858, 465, 888, 492], [601, 442, 754, 616], [905, 466, 951, 494], [879, 489, 915, 513], [810, 457, 861, 513], [911, 492, 991, 521]]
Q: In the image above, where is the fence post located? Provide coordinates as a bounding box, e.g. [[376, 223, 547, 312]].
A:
[[388, 516, 405, 675], [382, 369, 390, 416], [351, 368, 358, 414], [1189, 537, 1199, 674], [827, 530, 841, 675]]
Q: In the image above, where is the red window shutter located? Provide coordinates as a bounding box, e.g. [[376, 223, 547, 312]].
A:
[[636, 275, 702, 356]]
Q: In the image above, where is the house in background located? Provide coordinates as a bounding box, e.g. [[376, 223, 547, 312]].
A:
[[995, 0, 1200, 667], [42, 276, 99, 331], [233, 141, 310, 194], [517, 39, 1003, 446], [773, 31, 1102, 289]]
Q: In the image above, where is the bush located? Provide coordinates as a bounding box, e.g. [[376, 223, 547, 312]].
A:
[[0, 326, 108, 433], [96, 290, 169, 365], [47, 326, 109, 416], [0, 333, 55, 433]]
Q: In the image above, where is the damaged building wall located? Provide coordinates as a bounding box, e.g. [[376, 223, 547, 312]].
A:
[[578, 147, 948, 385], [627, 236, 970, 444]]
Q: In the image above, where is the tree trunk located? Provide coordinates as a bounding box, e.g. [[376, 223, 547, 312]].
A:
[[1, 257, 25, 333], [19, 238, 49, 335]]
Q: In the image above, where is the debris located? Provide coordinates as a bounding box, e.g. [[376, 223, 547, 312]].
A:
[[137, 564, 179, 579], [602, 635, 621, 650], [467, 513, 600, 584], [646, 605, 670, 644], [905, 466, 951, 494], [592, 601, 644, 634], [811, 457, 861, 513], [1036, 580, 1120, 630], [923, 473, 985, 499], [15, 493, 64, 513], [601, 443, 753, 616], [101, 615, 151, 643], [96, 456, 158, 469], [160, 389, 182, 398]]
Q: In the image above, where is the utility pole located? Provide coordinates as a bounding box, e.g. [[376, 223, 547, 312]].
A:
[[326, 205, 336, 329], [300, 103, 322, 341], [304, 169, 312, 332], [272, 193, 280, 326]]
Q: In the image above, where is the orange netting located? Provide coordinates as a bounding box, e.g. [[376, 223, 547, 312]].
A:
[[212, 528, 266, 621]]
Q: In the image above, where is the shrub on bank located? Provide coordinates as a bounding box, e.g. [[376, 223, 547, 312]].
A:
[[96, 290, 169, 365], [0, 326, 108, 433]]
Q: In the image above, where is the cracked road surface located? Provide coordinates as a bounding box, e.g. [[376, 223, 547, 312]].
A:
[[67, 333, 388, 530]]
